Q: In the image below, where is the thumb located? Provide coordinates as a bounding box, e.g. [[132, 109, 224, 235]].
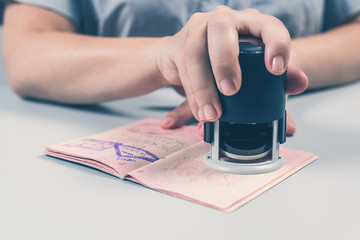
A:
[[286, 66, 308, 95], [286, 110, 296, 136], [160, 100, 193, 129], [197, 122, 204, 137]]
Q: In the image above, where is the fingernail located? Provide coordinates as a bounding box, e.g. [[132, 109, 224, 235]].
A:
[[272, 56, 285, 73], [203, 104, 218, 120], [161, 116, 173, 128], [198, 109, 205, 121], [220, 79, 236, 95]]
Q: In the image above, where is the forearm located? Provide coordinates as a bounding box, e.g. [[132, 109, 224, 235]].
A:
[[3, 2, 168, 103], [4, 31, 167, 104], [290, 16, 360, 89]]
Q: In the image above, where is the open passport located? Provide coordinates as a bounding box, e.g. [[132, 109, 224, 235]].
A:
[[45, 118, 318, 212]]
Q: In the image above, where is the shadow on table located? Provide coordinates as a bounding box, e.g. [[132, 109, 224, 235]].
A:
[[25, 97, 136, 118], [142, 105, 198, 126], [142, 106, 175, 112], [39, 154, 147, 188], [289, 79, 360, 99]]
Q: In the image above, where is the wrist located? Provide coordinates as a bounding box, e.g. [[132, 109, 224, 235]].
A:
[[140, 36, 169, 89], [155, 36, 180, 86]]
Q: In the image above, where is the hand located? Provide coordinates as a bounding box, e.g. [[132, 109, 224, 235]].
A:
[[161, 66, 308, 136], [157, 6, 296, 123]]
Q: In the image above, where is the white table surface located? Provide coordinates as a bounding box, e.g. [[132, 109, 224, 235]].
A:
[[1, 30, 360, 240]]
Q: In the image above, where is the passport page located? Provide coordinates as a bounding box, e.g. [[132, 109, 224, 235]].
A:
[[46, 118, 318, 212]]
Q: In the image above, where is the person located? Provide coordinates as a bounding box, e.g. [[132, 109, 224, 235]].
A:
[[2, 0, 360, 136]]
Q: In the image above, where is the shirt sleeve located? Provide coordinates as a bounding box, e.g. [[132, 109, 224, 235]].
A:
[[0, 0, 5, 24], [323, 0, 360, 30], [12, 0, 80, 28]]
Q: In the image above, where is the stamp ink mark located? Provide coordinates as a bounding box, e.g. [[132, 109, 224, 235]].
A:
[[63, 138, 159, 162], [114, 143, 159, 162], [151, 137, 185, 152]]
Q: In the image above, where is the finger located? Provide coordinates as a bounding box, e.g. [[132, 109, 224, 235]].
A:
[[233, 9, 291, 76], [286, 110, 296, 136], [185, 53, 222, 122], [176, 60, 201, 120], [183, 17, 222, 122], [286, 66, 309, 95], [197, 122, 204, 137], [169, 13, 206, 121], [160, 100, 194, 129], [207, 6, 242, 96]]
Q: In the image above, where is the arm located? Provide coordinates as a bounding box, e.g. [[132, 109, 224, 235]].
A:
[[290, 14, 360, 89], [3, 3, 167, 104], [3, 4, 307, 129], [164, 14, 360, 131]]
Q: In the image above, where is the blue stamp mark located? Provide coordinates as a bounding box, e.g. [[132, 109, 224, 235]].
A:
[[114, 143, 159, 162], [63, 138, 159, 162], [150, 136, 184, 152]]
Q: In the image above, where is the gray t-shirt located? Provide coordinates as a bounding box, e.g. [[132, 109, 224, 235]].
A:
[[5, 0, 360, 38]]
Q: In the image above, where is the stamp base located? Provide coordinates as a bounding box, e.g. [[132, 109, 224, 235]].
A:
[[205, 153, 284, 175]]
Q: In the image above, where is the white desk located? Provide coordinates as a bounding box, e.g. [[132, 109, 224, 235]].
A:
[[1, 79, 360, 240], [1, 31, 359, 239]]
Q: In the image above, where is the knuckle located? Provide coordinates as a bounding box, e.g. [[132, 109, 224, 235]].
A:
[[213, 5, 230, 13], [276, 37, 291, 49], [271, 33, 291, 51], [243, 8, 261, 14], [187, 91, 196, 100], [193, 81, 217, 98], [193, 86, 211, 99], [264, 14, 286, 27], [189, 12, 204, 22], [262, 15, 291, 46], [186, 92, 198, 109], [207, 15, 231, 31], [211, 55, 237, 67]]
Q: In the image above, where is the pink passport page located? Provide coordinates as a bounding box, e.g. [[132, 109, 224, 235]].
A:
[[45, 118, 318, 212]]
